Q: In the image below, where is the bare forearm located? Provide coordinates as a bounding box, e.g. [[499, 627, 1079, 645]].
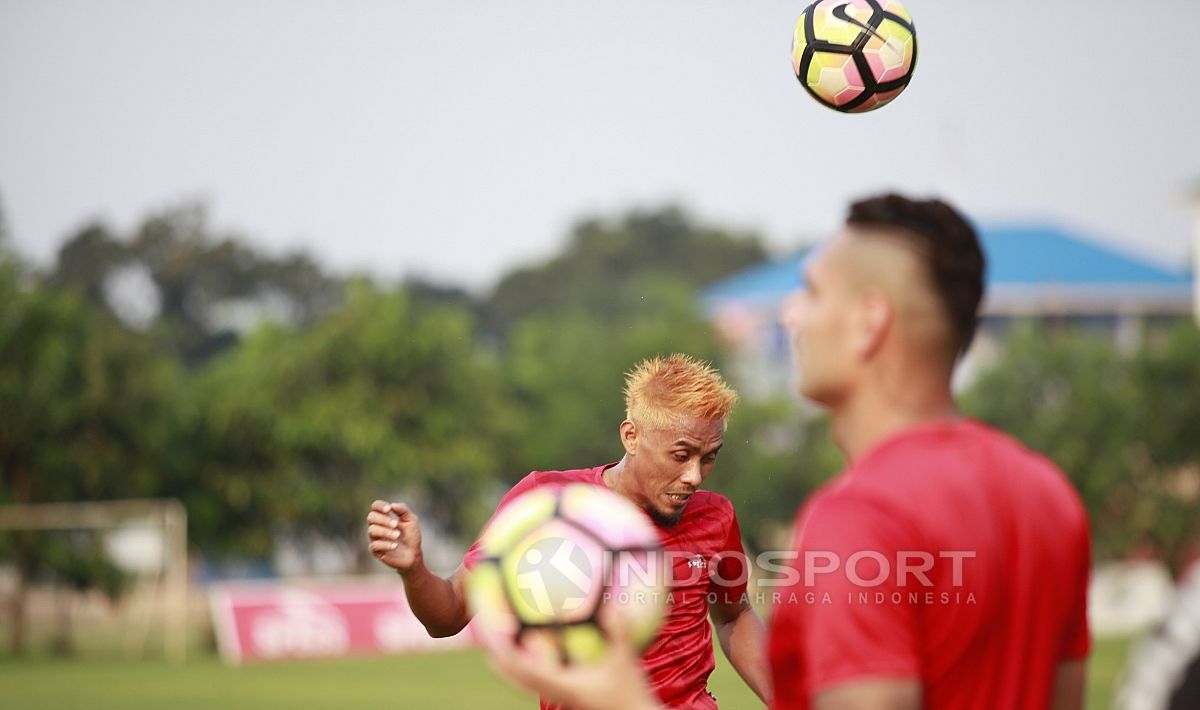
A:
[[716, 610, 772, 704], [401, 561, 469, 637], [813, 681, 920, 710], [1051, 660, 1085, 710]]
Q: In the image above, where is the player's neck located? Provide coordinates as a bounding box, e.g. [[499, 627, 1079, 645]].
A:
[[831, 384, 958, 462], [602, 457, 632, 498]]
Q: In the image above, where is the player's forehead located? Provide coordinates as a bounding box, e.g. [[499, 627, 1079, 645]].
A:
[[648, 415, 725, 446], [802, 231, 852, 283]]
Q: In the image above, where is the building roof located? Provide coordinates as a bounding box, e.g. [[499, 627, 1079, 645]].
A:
[[701, 248, 812, 309], [702, 223, 1193, 316]]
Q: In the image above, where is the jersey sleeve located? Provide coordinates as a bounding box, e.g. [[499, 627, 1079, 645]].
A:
[[462, 471, 542, 571], [709, 503, 749, 605], [776, 493, 921, 695]]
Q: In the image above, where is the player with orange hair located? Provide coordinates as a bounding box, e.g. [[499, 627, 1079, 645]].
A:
[[366, 353, 771, 708]]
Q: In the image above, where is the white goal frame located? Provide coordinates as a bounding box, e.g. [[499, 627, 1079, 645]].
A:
[[0, 498, 188, 662]]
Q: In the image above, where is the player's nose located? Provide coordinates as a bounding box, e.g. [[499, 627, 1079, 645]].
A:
[[679, 463, 702, 488], [780, 290, 806, 330]]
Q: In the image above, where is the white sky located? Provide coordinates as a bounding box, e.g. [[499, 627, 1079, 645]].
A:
[[2, 0, 1198, 289]]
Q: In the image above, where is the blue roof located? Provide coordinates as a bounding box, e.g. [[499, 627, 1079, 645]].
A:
[[701, 249, 809, 307], [982, 224, 1189, 286], [702, 224, 1191, 310]]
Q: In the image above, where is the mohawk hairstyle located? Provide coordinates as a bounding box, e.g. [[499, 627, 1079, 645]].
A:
[[846, 193, 986, 358], [623, 354, 739, 431]]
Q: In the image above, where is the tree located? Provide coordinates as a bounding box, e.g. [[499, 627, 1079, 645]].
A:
[[47, 223, 128, 306], [1128, 323, 1200, 571], [0, 272, 178, 652], [50, 204, 342, 366], [485, 206, 768, 337], [180, 280, 518, 566], [961, 321, 1200, 569]]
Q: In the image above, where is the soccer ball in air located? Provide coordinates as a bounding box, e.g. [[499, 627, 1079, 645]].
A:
[[791, 0, 917, 113], [466, 483, 665, 664]]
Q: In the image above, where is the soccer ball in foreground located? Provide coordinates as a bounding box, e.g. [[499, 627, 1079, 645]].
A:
[[791, 0, 917, 113], [467, 483, 665, 663]]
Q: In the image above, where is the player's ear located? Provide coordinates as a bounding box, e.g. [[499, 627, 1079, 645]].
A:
[[619, 419, 638, 455], [855, 292, 892, 359]]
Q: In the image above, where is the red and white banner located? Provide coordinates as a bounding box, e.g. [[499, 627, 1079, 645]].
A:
[[208, 580, 475, 664]]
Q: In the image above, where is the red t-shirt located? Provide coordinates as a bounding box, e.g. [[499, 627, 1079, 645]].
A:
[[464, 464, 749, 710], [767, 419, 1091, 710]]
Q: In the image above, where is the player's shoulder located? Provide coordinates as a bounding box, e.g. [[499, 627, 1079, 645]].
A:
[[501, 466, 605, 507], [799, 475, 877, 521], [969, 420, 1063, 473], [792, 472, 915, 546], [853, 418, 1063, 483], [509, 464, 606, 495], [961, 420, 1086, 507], [532, 465, 600, 482]]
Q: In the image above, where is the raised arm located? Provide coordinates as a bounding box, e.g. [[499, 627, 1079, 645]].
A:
[[366, 500, 471, 637]]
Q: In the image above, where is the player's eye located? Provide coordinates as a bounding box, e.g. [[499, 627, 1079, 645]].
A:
[[673, 452, 689, 462], [702, 454, 717, 465]]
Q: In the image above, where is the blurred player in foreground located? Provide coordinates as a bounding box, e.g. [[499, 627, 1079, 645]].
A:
[[367, 353, 771, 708], [486, 194, 1092, 710]]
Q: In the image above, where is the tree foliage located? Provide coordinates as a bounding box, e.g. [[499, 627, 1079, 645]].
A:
[[0, 265, 178, 652], [180, 280, 517, 561], [485, 206, 767, 336], [50, 204, 340, 365], [961, 322, 1200, 569], [0, 271, 177, 506], [3, 189, 1199, 651]]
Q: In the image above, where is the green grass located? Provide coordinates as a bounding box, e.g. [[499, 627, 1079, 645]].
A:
[[0, 636, 1134, 709], [1087, 634, 1134, 710], [0, 651, 527, 710]]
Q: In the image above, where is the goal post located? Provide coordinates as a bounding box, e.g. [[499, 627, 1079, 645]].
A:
[[0, 498, 188, 662]]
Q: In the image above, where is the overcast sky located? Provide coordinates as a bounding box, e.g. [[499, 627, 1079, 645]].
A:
[[2, 0, 1198, 289]]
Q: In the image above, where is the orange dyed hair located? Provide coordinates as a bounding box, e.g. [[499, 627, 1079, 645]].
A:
[[623, 354, 739, 430]]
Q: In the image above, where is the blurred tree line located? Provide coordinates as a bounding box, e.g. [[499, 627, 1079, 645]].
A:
[[1, 195, 1199, 654], [962, 323, 1200, 569], [0, 200, 772, 652]]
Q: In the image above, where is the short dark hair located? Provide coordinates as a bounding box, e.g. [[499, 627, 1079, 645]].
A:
[[846, 193, 985, 358]]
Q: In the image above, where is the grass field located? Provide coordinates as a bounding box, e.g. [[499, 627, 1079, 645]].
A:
[[0, 636, 1134, 709]]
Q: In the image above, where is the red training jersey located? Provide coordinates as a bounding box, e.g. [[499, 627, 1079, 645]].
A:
[[768, 419, 1091, 710], [464, 464, 749, 710]]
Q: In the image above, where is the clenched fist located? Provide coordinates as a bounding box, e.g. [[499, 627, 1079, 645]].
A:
[[366, 500, 425, 575]]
